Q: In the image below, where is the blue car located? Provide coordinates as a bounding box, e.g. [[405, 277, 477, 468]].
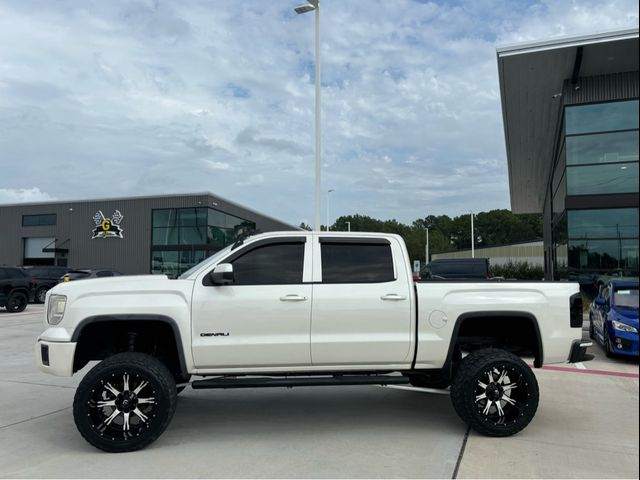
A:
[[589, 280, 639, 357]]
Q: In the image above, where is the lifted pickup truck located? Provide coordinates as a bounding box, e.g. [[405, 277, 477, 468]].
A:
[[36, 231, 588, 452]]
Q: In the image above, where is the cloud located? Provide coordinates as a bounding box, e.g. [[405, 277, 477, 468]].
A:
[[0, 0, 637, 225], [0, 187, 55, 203]]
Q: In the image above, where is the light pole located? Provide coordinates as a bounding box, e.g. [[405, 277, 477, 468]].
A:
[[425, 227, 429, 265], [470, 212, 475, 258], [294, 0, 321, 231], [346, 221, 351, 232], [326, 188, 335, 231]]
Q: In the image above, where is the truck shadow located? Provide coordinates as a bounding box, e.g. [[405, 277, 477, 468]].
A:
[[165, 386, 462, 443]]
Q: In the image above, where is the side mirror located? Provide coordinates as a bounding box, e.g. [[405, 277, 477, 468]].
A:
[[595, 297, 606, 306], [210, 263, 234, 285]]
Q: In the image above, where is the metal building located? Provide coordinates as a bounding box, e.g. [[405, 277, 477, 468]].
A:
[[497, 28, 639, 283], [0, 192, 297, 276], [431, 240, 544, 267]]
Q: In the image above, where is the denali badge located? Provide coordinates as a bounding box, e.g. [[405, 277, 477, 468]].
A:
[[200, 332, 230, 337]]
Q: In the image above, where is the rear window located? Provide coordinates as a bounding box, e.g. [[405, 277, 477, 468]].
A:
[[321, 242, 395, 283]]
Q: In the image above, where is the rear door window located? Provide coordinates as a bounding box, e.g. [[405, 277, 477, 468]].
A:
[[321, 242, 395, 283]]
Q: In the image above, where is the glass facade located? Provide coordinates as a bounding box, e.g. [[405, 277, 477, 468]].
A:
[[552, 100, 639, 283], [151, 207, 255, 277]]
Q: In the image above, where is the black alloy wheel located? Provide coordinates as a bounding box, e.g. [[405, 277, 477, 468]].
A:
[[6, 292, 28, 313], [73, 352, 177, 452], [451, 348, 539, 437]]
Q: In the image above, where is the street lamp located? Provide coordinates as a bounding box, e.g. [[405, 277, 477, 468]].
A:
[[346, 221, 351, 232], [326, 188, 335, 231], [470, 212, 475, 258], [294, 0, 321, 231]]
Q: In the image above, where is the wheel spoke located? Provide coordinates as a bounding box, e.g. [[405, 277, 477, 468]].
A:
[[503, 383, 518, 391], [133, 380, 149, 395], [496, 401, 505, 417], [96, 399, 117, 408], [123, 373, 130, 392], [477, 381, 488, 389], [487, 371, 495, 383], [104, 382, 120, 397], [496, 369, 508, 384], [123, 412, 130, 432], [482, 400, 493, 415], [133, 408, 148, 423], [103, 408, 121, 426], [475, 393, 486, 403], [137, 397, 156, 405], [502, 394, 517, 406]]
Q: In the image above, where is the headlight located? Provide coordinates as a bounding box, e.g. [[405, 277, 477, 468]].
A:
[[612, 320, 638, 333], [47, 295, 67, 325]]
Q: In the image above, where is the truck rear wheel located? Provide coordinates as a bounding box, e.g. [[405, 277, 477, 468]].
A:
[[73, 352, 177, 452], [450, 348, 539, 437]]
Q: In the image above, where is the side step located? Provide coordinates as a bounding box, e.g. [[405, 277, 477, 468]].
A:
[[191, 375, 411, 390]]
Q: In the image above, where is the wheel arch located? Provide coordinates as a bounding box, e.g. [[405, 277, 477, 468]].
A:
[[71, 314, 188, 378], [444, 311, 544, 376]]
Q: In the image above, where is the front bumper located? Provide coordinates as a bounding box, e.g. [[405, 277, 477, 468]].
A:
[[568, 340, 593, 363], [35, 340, 76, 377], [608, 329, 639, 356]]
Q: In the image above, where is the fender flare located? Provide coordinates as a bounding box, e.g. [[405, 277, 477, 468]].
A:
[[443, 310, 544, 378], [71, 314, 188, 376]]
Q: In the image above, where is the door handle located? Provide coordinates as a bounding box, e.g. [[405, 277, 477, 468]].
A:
[[279, 294, 308, 302], [380, 293, 406, 301]]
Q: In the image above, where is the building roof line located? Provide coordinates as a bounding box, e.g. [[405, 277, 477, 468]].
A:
[[497, 28, 639, 57], [0, 191, 300, 230]]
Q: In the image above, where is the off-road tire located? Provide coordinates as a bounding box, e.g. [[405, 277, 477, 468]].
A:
[[73, 352, 177, 452], [450, 348, 539, 437], [6, 291, 28, 312]]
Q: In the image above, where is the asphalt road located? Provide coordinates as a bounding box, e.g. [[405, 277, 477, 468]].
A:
[[0, 306, 638, 478]]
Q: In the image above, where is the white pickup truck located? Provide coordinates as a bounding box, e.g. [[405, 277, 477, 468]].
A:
[[36, 231, 589, 452]]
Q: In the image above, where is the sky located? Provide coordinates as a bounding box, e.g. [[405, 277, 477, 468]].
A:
[[0, 0, 638, 226]]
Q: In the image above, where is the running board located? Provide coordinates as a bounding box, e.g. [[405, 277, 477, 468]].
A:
[[191, 375, 411, 390]]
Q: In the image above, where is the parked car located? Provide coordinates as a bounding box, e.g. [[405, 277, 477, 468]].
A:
[[0, 266, 33, 312], [419, 258, 490, 280], [59, 269, 122, 283], [22, 266, 73, 303], [36, 231, 588, 452], [594, 269, 639, 290], [589, 280, 639, 357]]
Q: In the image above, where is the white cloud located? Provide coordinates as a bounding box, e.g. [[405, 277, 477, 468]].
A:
[[0, 0, 637, 223], [0, 187, 55, 204]]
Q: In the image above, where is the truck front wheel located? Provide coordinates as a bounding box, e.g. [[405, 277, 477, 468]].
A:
[[73, 352, 177, 452], [450, 348, 539, 437]]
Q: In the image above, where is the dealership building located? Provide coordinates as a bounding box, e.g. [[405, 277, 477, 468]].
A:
[[497, 28, 639, 281], [0, 192, 297, 277]]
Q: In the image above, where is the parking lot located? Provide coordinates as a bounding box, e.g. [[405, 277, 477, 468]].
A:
[[1, 305, 638, 479]]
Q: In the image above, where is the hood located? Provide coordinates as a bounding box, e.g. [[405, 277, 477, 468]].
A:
[[49, 274, 191, 298]]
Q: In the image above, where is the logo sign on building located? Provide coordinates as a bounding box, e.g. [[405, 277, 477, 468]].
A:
[[92, 210, 124, 239]]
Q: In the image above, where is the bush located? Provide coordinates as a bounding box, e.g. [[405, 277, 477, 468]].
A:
[[490, 261, 544, 280]]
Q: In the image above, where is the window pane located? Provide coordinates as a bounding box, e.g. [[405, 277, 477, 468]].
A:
[[152, 209, 176, 227], [179, 226, 207, 245], [40, 214, 56, 225], [321, 243, 395, 283], [232, 243, 304, 285], [208, 208, 226, 227], [152, 227, 179, 245], [177, 208, 199, 227], [566, 131, 639, 165], [567, 163, 639, 195], [208, 226, 232, 247], [151, 251, 180, 277], [568, 208, 639, 239], [22, 215, 39, 226], [195, 208, 207, 226], [566, 100, 639, 135], [568, 238, 639, 272]]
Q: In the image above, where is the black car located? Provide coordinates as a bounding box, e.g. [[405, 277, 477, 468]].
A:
[[0, 266, 33, 312], [59, 269, 123, 283], [22, 266, 73, 303]]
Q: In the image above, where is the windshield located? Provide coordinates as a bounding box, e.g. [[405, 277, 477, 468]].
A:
[[178, 245, 233, 279], [613, 287, 639, 309]]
